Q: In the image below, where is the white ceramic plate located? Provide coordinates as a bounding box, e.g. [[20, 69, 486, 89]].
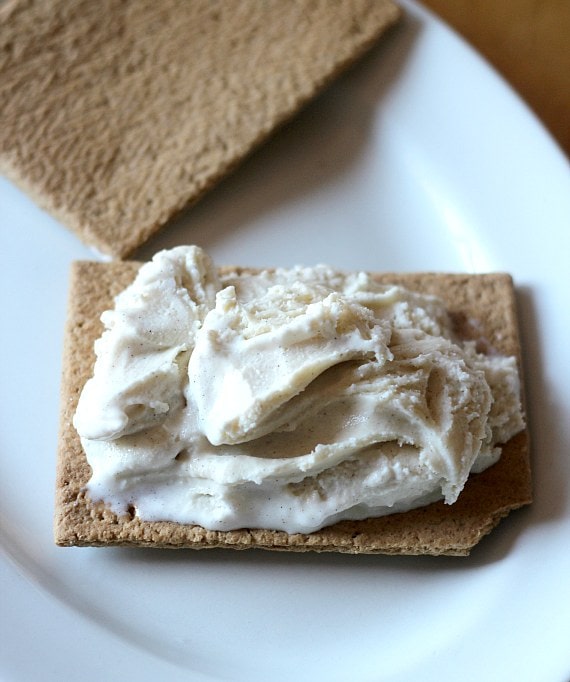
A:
[[2, 2, 570, 680]]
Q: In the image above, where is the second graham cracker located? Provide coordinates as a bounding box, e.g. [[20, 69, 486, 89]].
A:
[[0, 0, 400, 257]]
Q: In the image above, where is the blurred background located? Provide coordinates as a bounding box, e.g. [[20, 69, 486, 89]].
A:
[[423, 0, 570, 158]]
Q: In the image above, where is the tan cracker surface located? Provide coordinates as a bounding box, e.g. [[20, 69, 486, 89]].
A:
[[0, 0, 400, 257]]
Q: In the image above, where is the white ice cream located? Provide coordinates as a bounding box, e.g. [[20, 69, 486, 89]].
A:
[[74, 246, 525, 534]]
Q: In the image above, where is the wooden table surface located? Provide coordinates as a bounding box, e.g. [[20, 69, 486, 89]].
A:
[[421, 0, 570, 159]]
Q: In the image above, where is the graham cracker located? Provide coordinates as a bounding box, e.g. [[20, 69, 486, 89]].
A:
[[0, 0, 400, 258], [54, 262, 532, 556]]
